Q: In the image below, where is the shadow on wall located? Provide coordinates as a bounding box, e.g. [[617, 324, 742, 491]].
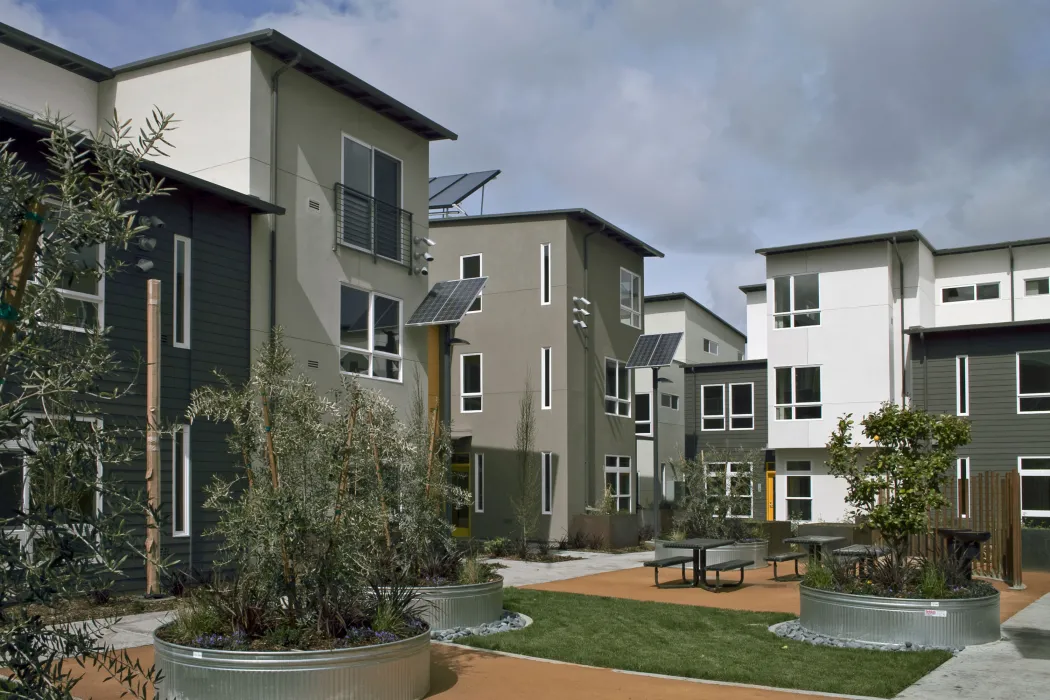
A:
[[464, 446, 561, 542]]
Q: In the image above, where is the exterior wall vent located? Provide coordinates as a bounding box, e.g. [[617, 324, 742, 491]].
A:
[[161, 334, 170, 345], [307, 199, 321, 212], [307, 360, 319, 369]]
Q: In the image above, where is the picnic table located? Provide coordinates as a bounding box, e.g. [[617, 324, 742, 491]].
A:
[[783, 535, 846, 562], [936, 528, 991, 580], [661, 538, 736, 588], [833, 544, 889, 576]]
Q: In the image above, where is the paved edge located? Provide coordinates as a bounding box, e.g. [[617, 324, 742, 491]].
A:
[[436, 641, 885, 700]]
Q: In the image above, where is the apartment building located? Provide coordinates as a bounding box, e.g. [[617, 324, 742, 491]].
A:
[[428, 210, 663, 540], [633, 293, 745, 511]]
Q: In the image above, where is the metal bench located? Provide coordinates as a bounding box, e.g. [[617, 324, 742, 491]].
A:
[[703, 559, 753, 590], [765, 552, 806, 581], [643, 555, 692, 586]]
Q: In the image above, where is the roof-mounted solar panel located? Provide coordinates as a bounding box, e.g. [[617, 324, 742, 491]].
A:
[[428, 170, 500, 209], [626, 332, 683, 369], [407, 277, 488, 326]]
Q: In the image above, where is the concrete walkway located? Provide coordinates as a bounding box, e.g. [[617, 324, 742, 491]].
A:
[[488, 550, 652, 587], [896, 592, 1050, 699]]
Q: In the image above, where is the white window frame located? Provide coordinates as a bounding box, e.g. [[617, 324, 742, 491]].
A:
[[940, 281, 1001, 304], [660, 393, 680, 410], [1017, 350, 1050, 414], [603, 455, 632, 513], [1019, 456, 1050, 518], [54, 243, 106, 334], [541, 347, 552, 410], [474, 453, 485, 514], [729, 382, 755, 431], [703, 338, 719, 355], [705, 461, 753, 518], [773, 273, 820, 329], [774, 366, 822, 421], [540, 243, 551, 306], [1025, 277, 1050, 297], [956, 355, 969, 416], [619, 267, 641, 329], [541, 452, 553, 515], [700, 384, 725, 431], [461, 353, 483, 413], [172, 235, 191, 349], [635, 391, 653, 436], [604, 358, 631, 417], [785, 460, 812, 522], [338, 285, 404, 383], [460, 253, 483, 313], [956, 456, 970, 519], [172, 424, 191, 537]]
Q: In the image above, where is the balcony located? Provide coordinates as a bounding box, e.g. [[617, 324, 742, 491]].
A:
[[335, 183, 413, 271]]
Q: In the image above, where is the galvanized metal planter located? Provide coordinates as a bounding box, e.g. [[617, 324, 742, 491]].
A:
[[153, 629, 430, 700], [654, 540, 769, 569], [406, 577, 503, 630], [799, 585, 1000, 647]]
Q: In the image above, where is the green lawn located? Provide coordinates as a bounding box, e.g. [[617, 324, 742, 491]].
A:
[[460, 588, 950, 698]]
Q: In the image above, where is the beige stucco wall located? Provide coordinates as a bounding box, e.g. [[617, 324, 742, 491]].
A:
[[0, 44, 100, 133]]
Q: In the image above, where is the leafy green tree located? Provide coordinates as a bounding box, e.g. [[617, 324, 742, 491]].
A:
[[0, 111, 174, 699], [825, 402, 971, 559]]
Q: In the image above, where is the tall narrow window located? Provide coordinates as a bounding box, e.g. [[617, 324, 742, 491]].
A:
[[773, 274, 820, 328], [957, 457, 969, 518], [461, 254, 482, 312], [604, 358, 630, 416], [603, 456, 631, 512], [541, 452, 553, 514], [957, 356, 969, 416], [540, 243, 551, 305], [1018, 351, 1050, 413], [775, 366, 822, 420], [461, 354, 483, 412], [474, 454, 485, 514], [173, 235, 191, 348], [635, 392, 652, 436], [540, 347, 552, 409], [701, 384, 725, 430], [619, 268, 641, 328], [729, 383, 754, 430], [173, 425, 190, 537]]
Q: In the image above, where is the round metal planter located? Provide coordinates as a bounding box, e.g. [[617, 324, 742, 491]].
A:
[[404, 577, 504, 631], [654, 540, 768, 570], [799, 585, 1001, 647], [153, 629, 430, 700]]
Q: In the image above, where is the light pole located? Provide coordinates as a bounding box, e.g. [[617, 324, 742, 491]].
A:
[[652, 373, 673, 540]]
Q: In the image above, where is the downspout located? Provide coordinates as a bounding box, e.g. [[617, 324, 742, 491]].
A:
[[269, 53, 302, 338], [890, 239, 906, 405], [582, 224, 605, 507], [1009, 245, 1016, 322]]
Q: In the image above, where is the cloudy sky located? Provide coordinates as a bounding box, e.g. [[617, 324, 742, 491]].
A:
[[4, 0, 1050, 330]]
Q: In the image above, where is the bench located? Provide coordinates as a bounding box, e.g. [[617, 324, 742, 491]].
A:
[[702, 559, 753, 590], [765, 552, 807, 581], [643, 555, 692, 586]]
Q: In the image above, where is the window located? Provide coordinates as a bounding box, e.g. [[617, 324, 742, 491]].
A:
[[701, 384, 725, 430], [1026, 278, 1050, 296], [661, 393, 680, 410], [461, 254, 482, 312], [339, 135, 405, 263], [55, 243, 105, 332], [604, 359, 630, 416], [541, 347, 552, 410], [461, 354, 483, 412], [339, 286, 402, 381], [729, 383, 754, 430], [703, 338, 719, 355], [957, 356, 969, 416], [173, 236, 191, 348], [705, 462, 753, 517], [474, 454, 485, 514], [1018, 351, 1050, 413], [604, 456, 631, 512], [957, 457, 969, 518], [773, 274, 820, 328], [775, 366, 821, 420], [619, 268, 641, 328], [786, 461, 812, 521], [540, 243, 551, 305], [1019, 457, 1050, 517], [173, 425, 190, 537], [941, 282, 1000, 303], [542, 452, 553, 514], [635, 392, 652, 436]]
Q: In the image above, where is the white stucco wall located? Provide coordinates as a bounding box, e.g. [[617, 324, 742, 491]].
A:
[[1012, 243, 1050, 321], [0, 44, 99, 132], [744, 289, 767, 360], [933, 250, 1013, 327], [774, 448, 851, 523]]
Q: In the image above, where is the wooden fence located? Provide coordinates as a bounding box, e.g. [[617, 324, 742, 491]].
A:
[[875, 470, 1023, 586]]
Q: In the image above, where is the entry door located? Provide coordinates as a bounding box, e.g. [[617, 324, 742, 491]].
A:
[[450, 454, 471, 538], [765, 464, 776, 520]]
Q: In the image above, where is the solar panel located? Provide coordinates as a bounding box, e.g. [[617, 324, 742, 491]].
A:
[[407, 277, 488, 326], [626, 332, 683, 369], [428, 170, 501, 209]]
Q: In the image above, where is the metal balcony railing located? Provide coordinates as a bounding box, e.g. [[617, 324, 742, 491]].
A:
[[335, 183, 413, 271]]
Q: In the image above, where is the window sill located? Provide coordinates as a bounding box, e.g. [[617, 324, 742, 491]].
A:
[[339, 370, 404, 385], [172, 532, 191, 539]]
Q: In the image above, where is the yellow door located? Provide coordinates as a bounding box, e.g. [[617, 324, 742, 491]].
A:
[[765, 465, 776, 521], [451, 454, 471, 537]]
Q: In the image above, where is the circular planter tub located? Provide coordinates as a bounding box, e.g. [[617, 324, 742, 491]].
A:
[[153, 628, 430, 700], [799, 585, 1000, 647], [654, 540, 768, 570], [401, 577, 503, 631]]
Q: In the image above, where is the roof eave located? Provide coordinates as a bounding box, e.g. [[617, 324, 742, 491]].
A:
[[755, 229, 930, 256], [0, 22, 113, 81]]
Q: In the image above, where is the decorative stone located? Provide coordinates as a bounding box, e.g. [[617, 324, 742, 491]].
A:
[[769, 619, 964, 654], [430, 611, 531, 643]]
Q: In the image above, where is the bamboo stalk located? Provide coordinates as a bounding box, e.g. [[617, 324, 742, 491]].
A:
[[260, 389, 293, 588]]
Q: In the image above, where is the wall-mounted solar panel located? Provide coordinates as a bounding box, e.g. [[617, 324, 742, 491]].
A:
[[626, 332, 683, 369], [407, 277, 488, 326]]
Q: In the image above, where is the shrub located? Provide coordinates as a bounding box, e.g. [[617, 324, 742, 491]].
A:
[[638, 524, 654, 544], [458, 556, 497, 585], [671, 445, 763, 542], [484, 537, 511, 558]]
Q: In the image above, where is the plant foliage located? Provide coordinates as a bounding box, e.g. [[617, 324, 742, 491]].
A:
[[671, 445, 763, 542]]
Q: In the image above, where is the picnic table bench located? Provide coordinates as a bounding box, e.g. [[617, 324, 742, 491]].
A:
[[765, 551, 806, 580], [644, 555, 692, 586], [702, 559, 753, 590]]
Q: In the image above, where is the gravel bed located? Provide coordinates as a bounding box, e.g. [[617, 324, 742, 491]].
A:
[[431, 611, 531, 642], [770, 619, 965, 654]]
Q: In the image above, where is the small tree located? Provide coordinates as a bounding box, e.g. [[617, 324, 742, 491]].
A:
[[511, 373, 539, 553], [672, 445, 762, 542], [826, 402, 971, 559]]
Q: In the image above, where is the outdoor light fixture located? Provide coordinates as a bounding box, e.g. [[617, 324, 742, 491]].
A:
[[136, 236, 157, 251], [448, 337, 470, 347], [415, 236, 436, 247], [415, 266, 429, 276], [135, 258, 154, 272], [573, 307, 590, 316], [573, 296, 591, 305], [573, 319, 587, 329], [139, 215, 165, 229], [415, 252, 435, 262]]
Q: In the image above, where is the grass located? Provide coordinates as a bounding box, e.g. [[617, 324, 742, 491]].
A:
[[461, 588, 951, 698]]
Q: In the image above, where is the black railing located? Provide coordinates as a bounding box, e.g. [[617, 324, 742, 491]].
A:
[[335, 183, 413, 271]]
